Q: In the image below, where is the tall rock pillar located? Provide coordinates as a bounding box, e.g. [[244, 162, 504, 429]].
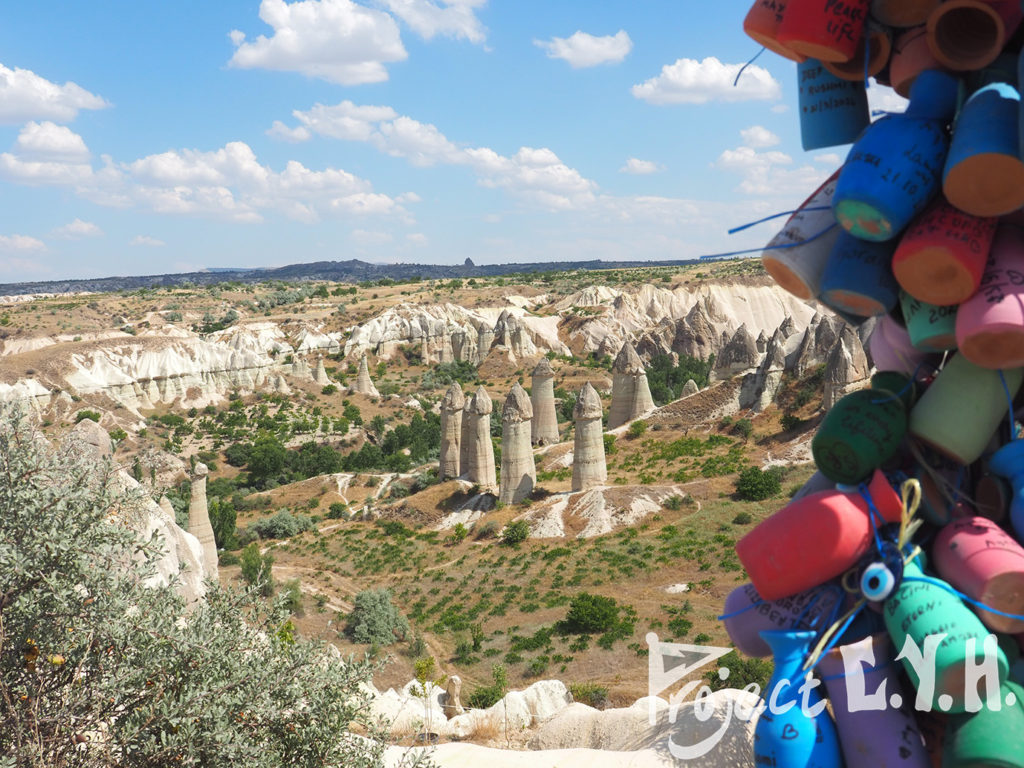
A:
[[313, 356, 331, 387], [608, 341, 655, 429], [352, 355, 380, 397], [572, 382, 607, 492], [440, 383, 465, 480], [499, 383, 536, 505], [467, 387, 496, 490], [189, 462, 219, 581], [530, 358, 559, 445], [459, 396, 473, 477]]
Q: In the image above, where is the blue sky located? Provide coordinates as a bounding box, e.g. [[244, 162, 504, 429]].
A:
[[0, 0, 906, 282]]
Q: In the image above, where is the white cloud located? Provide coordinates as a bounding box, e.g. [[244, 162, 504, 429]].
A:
[[129, 235, 166, 247], [52, 218, 103, 239], [406, 232, 427, 244], [717, 145, 828, 197], [0, 152, 93, 186], [740, 125, 780, 149], [619, 157, 661, 175], [631, 57, 781, 105], [867, 80, 908, 116], [814, 153, 842, 166], [0, 234, 45, 252], [379, 0, 487, 43], [535, 30, 632, 68], [228, 0, 407, 85], [0, 62, 108, 125], [271, 100, 597, 209], [14, 121, 91, 161], [267, 120, 313, 143], [229, 29, 246, 46]]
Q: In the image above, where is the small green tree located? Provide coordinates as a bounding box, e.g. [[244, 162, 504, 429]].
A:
[[734, 466, 783, 501], [562, 592, 620, 634], [240, 542, 275, 596], [345, 589, 409, 645], [627, 420, 647, 439], [500, 519, 530, 546]]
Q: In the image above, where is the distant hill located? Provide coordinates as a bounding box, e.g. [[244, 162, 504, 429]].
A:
[[0, 257, 699, 296]]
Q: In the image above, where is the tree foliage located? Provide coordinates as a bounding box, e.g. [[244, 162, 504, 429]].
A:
[[345, 589, 410, 646], [734, 466, 783, 501], [0, 404, 427, 768], [646, 353, 714, 406]]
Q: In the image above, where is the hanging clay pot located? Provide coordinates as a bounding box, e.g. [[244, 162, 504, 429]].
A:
[[872, 0, 942, 28], [818, 231, 900, 317], [933, 516, 1024, 633], [944, 83, 1024, 217], [818, 632, 932, 768], [908, 353, 1024, 464], [777, 0, 870, 62], [889, 27, 944, 98], [884, 556, 1009, 713], [989, 438, 1024, 541], [869, 314, 933, 376], [744, 0, 806, 61], [943, 680, 1024, 767], [927, 0, 1008, 71], [823, 22, 893, 80], [956, 223, 1024, 369], [722, 582, 843, 657], [900, 291, 959, 351], [812, 384, 908, 485], [833, 69, 959, 242], [798, 59, 871, 150], [891, 197, 995, 306], [754, 629, 844, 768], [762, 170, 843, 300], [915, 445, 966, 525], [736, 469, 903, 600], [975, 473, 1011, 522]]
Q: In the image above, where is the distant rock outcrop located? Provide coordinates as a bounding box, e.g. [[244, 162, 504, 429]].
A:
[[351, 356, 380, 397], [823, 324, 871, 408], [439, 383, 465, 480], [530, 358, 559, 445], [608, 341, 655, 429], [572, 382, 607, 492], [499, 383, 536, 505], [682, 379, 700, 398], [715, 324, 760, 377]]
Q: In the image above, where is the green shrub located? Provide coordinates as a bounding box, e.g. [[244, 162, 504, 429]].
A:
[[569, 682, 609, 709], [603, 433, 617, 455], [475, 520, 499, 540], [705, 650, 774, 693], [321, 384, 338, 395], [249, 510, 315, 540], [731, 511, 754, 525], [345, 589, 409, 645], [627, 420, 648, 439], [327, 502, 349, 520], [74, 410, 101, 424], [734, 466, 782, 501], [562, 593, 620, 634], [466, 665, 509, 710], [500, 520, 530, 546], [780, 413, 803, 431], [239, 542, 274, 596]]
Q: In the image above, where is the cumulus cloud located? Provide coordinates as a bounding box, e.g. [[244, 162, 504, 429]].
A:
[[129, 235, 166, 247], [14, 121, 91, 161], [739, 125, 780, 149], [0, 62, 109, 125], [0, 233, 46, 252], [535, 30, 632, 68], [379, 0, 487, 43], [270, 100, 597, 209], [867, 80, 908, 116], [228, 0, 407, 85], [52, 218, 103, 239], [619, 157, 661, 175], [0, 152, 93, 186], [717, 145, 828, 197], [631, 57, 781, 105]]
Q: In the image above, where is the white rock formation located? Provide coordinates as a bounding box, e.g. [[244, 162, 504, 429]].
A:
[[459, 397, 473, 477], [313, 356, 331, 386], [492, 309, 537, 362], [188, 462, 219, 581], [443, 675, 464, 717], [572, 382, 606, 492], [440, 383, 465, 480], [466, 387, 496, 490], [608, 341, 655, 430], [352, 356, 380, 397], [681, 379, 700, 397], [291, 356, 313, 381], [823, 324, 871, 409], [530, 358, 559, 446], [499, 383, 536, 505]]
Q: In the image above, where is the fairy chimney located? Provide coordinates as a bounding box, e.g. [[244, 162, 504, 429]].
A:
[[682, 379, 700, 397], [352, 355, 380, 397], [499, 383, 536, 505], [444, 675, 465, 717], [466, 387, 496, 490], [440, 383, 465, 480], [459, 397, 473, 477], [530, 358, 559, 445], [608, 341, 655, 429], [313, 356, 331, 386], [189, 463, 218, 580], [572, 382, 607, 492]]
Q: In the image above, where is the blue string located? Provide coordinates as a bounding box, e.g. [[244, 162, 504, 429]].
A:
[[998, 369, 1017, 442], [858, 483, 886, 557], [819, 657, 897, 683], [869, 363, 925, 405], [699, 223, 838, 262], [727, 206, 831, 235], [733, 47, 766, 88], [717, 598, 765, 621], [902, 575, 1024, 622], [807, 601, 868, 675]]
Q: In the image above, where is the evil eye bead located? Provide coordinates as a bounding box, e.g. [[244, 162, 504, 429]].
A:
[[861, 561, 897, 602]]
